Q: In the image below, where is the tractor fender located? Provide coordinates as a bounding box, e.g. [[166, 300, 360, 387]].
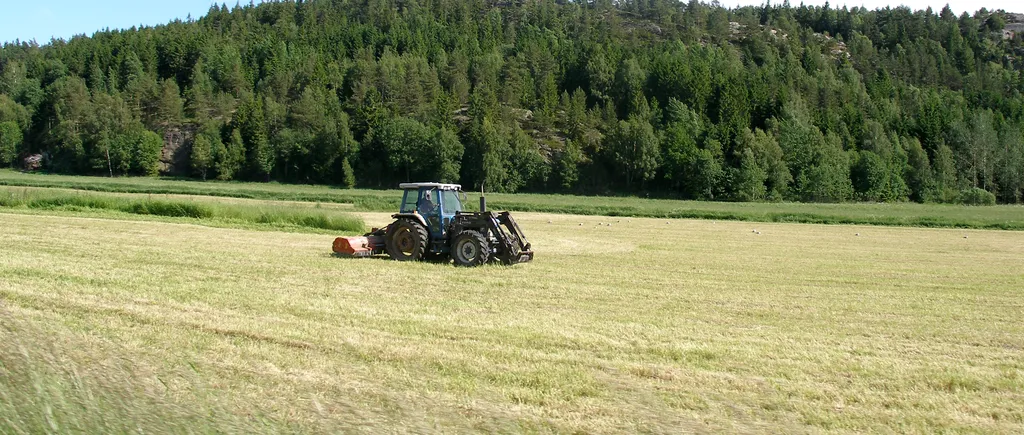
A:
[[391, 213, 428, 228]]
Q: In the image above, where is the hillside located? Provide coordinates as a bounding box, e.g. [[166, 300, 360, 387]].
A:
[[1, 0, 1023, 203]]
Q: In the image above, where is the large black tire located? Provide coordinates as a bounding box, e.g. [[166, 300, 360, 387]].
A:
[[385, 219, 429, 261], [451, 230, 490, 267]]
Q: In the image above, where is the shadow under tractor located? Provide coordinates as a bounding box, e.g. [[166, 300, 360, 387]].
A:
[[333, 183, 534, 266]]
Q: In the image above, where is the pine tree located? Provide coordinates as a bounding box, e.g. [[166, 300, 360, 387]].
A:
[[432, 127, 464, 184], [556, 139, 583, 191], [217, 129, 246, 181], [341, 158, 356, 189], [191, 136, 212, 181], [903, 136, 935, 202], [154, 79, 185, 130], [185, 61, 215, 121]]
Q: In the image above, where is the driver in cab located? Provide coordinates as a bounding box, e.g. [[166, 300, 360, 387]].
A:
[[417, 191, 442, 230], [417, 192, 437, 215]]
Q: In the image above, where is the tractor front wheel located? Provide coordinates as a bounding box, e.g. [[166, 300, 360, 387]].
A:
[[451, 231, 490, 267], [386, 219, 428, 261]]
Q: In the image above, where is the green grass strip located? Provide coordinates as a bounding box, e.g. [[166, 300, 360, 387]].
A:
[[0, 187, 364, 233], [2, 169, 1023, 230]]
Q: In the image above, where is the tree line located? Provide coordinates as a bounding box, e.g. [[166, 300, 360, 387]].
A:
[[1, 0, 1023, 204]]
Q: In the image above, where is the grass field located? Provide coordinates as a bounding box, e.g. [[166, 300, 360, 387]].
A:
[[2, 204, 1023, 433], [4, 169, 1024, 229]]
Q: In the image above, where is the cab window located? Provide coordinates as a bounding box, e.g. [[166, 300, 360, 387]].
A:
[[441, 190, 462, 214], [400, 190, 418, 213], [418, 189, 439, 215]]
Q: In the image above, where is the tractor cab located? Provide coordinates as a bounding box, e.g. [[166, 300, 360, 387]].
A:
[[398, 182, 464, 239]]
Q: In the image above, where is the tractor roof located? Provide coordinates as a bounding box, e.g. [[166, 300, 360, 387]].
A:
[[398, 182, 463, 191]]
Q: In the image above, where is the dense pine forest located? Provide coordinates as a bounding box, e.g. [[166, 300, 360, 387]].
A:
[[1, 0, 1023, 203]]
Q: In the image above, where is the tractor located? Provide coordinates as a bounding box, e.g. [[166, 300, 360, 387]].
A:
[[332, 183, 533, 266]]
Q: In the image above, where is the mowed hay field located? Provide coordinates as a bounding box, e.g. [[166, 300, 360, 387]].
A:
[[2, 210, 1024, 433]]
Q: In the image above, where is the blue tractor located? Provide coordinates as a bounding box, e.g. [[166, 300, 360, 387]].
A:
[[333, 183, 533, 266]]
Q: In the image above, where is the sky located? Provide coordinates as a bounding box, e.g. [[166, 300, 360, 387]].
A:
[[0, 1, 229, 44], [1, 0, 1020, 45]]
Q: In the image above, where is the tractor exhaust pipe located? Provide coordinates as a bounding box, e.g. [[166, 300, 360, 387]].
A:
[[480, 182, 487, 212]]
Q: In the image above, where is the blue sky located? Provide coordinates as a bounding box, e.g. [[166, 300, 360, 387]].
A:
[[1, 0, 1019, 45], [1, 1, 230, 44]]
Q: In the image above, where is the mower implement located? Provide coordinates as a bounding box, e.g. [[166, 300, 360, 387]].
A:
[[332, 229, 385, 258], [332, 183, 533, 266]]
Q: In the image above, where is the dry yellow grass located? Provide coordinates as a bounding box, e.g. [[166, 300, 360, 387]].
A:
[[1, 210, 1023, 433]]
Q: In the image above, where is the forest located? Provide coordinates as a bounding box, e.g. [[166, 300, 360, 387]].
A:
[[1, 0, 1023, 204]]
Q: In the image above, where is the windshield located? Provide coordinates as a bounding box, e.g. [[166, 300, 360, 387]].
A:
[[441, 190, 462, 214]]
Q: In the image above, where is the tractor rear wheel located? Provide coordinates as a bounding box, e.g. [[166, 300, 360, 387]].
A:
[[385, 219, 428, 261], [451, 230, 489, 267]]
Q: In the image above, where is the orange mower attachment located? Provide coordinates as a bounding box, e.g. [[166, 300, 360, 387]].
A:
[[332, 233, 386, 257]]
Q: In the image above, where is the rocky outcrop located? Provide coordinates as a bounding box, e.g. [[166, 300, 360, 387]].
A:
[[159, 126, 197, 175], [22, 154, 43, 171]]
